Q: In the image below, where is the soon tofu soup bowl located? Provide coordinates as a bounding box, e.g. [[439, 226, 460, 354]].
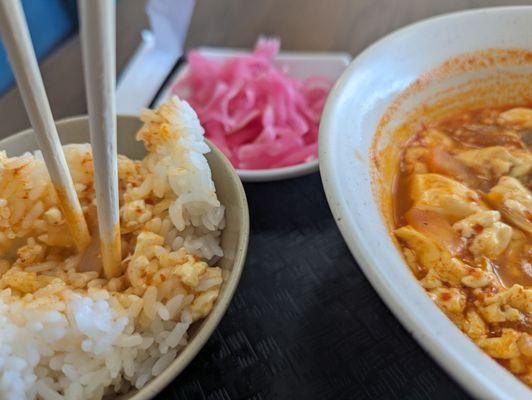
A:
[[319, 7, 532, 399]]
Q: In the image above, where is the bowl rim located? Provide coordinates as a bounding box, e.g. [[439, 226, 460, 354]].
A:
[[319, 6, 532, 400], [237, 158, 319, 182], [1, 114, 250, 400]]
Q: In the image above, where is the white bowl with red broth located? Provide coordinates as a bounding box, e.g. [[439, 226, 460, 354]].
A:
[[319, 7, 532, 399]]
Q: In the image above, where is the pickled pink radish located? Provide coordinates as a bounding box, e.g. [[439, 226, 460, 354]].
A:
[[171, 38, 332, 170]]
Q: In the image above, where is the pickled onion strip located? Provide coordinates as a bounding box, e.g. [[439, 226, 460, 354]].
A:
[[171, 38, 333, 170]]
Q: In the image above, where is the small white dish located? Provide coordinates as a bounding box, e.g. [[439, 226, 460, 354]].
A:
[[155, 47, 351, 182], [319, 6, 532, 400]]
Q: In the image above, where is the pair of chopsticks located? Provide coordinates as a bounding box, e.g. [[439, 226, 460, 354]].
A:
[[0, 0, 122, 278]]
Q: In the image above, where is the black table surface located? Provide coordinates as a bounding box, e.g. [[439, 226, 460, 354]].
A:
[[160, 172, 471, 400]]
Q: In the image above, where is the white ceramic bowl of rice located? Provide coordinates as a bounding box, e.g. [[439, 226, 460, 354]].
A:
[[0, 97, 249, 400]]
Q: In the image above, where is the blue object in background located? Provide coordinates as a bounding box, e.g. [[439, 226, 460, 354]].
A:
[[0, 0, 78, 94]]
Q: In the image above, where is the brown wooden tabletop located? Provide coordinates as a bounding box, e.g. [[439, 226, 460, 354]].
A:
[[0, 1, 529, 399]]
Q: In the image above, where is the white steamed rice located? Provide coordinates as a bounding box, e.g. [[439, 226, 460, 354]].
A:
[[0, 96, 225, 399]]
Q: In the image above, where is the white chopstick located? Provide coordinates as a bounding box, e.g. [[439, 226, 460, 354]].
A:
[[0, 0, 91, 252], [78, 0, 123, 278]]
